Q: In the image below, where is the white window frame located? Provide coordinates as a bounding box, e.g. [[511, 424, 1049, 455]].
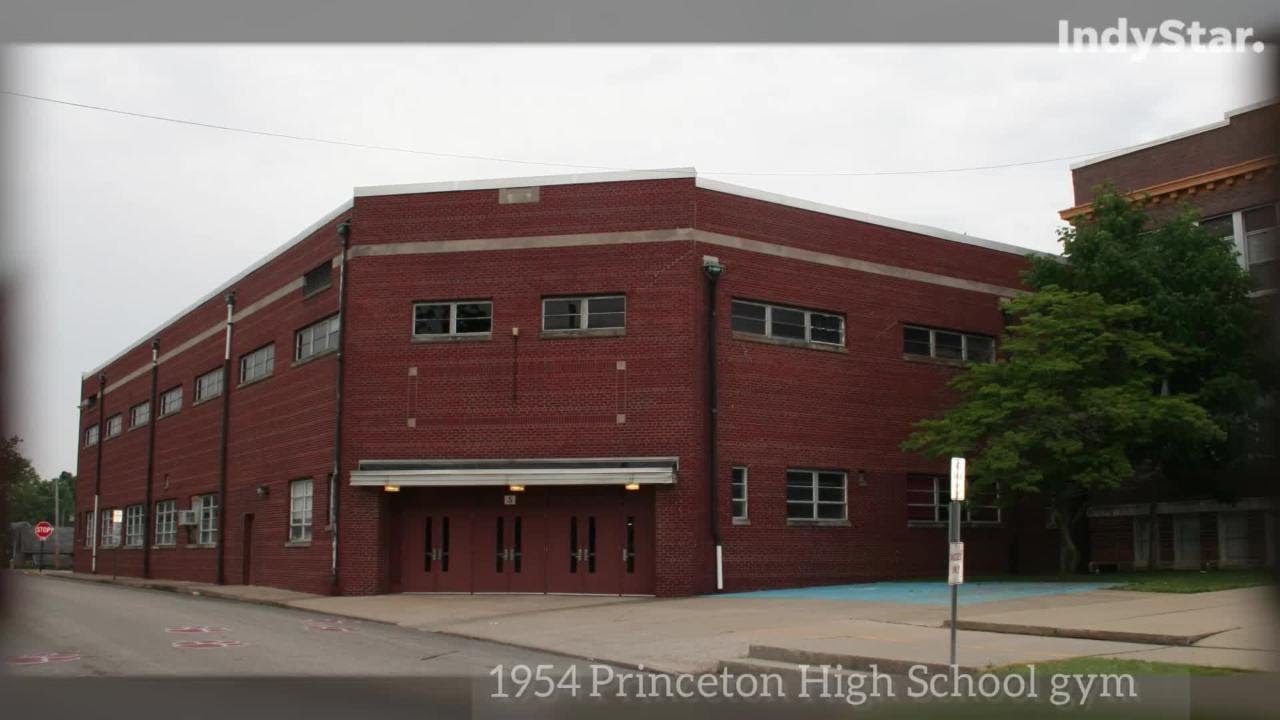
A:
[[289, 479, 314, 543], [83, 424, 99, 447], [296, 315, 341, 361], [906, 474, 1002, 524], [730, 299, 845, 346], [785, 469, 848, 522], [100, 509, 122, 548], [195, 494, 219, 546], [1203, 205, 1277, 292], [730, 466, 748, 522], [902, 325, 995, 363], [194, 368, 223, 403], [154, 500, 177, 546], [105, 414, 122, 438], [130, 401, 151, 428], [412, 300, 494, 337], [239, 344, 275, 385], [84, 510, 96, 548], [124, 505, 145, 547], [159, 386, 183, 417], [541, 295, 626, 332]]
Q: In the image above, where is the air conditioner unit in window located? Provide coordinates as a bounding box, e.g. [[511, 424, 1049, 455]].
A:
[[177, 510, 199, 526]]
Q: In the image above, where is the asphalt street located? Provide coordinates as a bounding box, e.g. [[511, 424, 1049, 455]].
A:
[[1, 572, 593, 678]]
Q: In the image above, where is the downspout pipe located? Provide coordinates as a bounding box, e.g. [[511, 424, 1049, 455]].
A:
[[91, 372, 105, 573], [702, 256, 725, 591], [330, 219, 351, 592], [215, 291, 236, 585], [142, 338, 159, 578]]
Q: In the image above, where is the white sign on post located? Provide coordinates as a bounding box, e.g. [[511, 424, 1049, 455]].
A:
[[950, 457, 966, 501], [948, 541, 965, 585], [112, 509, 123, 523]]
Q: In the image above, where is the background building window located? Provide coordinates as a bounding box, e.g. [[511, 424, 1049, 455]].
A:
[[84, 510, 96, 548], [105, 414, 122, 438], [240, 344, 275, 384], [100, 509, 121, 547], [159, 386, 183, 417], [731, 299, 844, 346], [195, 494, 219, 545], [902, 325, 995, 362], [302, 261, 332, 296], [542, 296, 625, 331], [130, 401, 150, 427], [83, 425, 99, 447], [296, 315, 340, 361], [786, 469, 847, 521], [413, 301, 493, 336], [906, 474, 1001, 524], [154, 500, 176, 546], [290, 479, 313, 542], [731, 467, 748, 521], [194, 368, 223, 403], [124, 505, 145, 547]]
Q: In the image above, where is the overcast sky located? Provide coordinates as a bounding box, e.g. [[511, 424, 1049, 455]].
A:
[[1, 44, 1271, 478]]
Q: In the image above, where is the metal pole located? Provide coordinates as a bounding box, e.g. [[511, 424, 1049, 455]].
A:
[[949, 498, 959, 666], [54, 478, 61, 570]]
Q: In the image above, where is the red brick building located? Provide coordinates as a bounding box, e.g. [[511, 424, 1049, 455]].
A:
[[1062, 100, 1279, 572], [75, 169, 1056, 596]]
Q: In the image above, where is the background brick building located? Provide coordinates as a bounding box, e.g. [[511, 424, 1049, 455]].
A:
[[75, 169, 1057, 596], [1062, 100, 1279, 571]]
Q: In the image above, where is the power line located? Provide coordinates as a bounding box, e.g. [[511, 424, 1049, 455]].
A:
[[2, 88, 1112, 177]]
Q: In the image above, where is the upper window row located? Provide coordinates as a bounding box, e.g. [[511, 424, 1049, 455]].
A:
[[731, 300, 844, 346], [1202, 204, 1277, 292], [903, 325, 994, 363], [410, 295, 627, 338]]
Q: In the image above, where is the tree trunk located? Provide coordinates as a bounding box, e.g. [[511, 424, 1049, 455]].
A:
[[1054, 506, 1079, 575]]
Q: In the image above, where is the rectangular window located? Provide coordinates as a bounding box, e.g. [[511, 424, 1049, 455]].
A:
[[906, 474, 1001, 524], [902, 325, 995, 363], [731, 300, 845, 346], [1204, 206, 1277, 290], [412, 301, 493, 337], [194, 368, 223, 403], [105, 414, 122, 438], [296, 315, 340, 361], [302, 261, 333, 296], [84, 510, 96, 548], [542, 295, 625, 332], [731, 467, 748, 521], [195, 494, 219, 545], [159, 386, 182, 417], [289, 479, 314, 543], [785, 469, 847, 521], [130, 401, 150, 428], [124, 505, 145, 547], [100, 509, 121, 547], [154, 500, 177, 546], [239, 344, 275, 384], [83, 424, 99, 447]]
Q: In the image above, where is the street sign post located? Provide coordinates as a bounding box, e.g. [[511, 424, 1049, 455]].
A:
[[112, 509, 123, 580], [948, 457, 966, 667]]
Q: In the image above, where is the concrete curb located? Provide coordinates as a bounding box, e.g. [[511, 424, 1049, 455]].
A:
[[748, 644, 972, 674], [21, 569, 314, 611], [945, 618, 1219, 647]]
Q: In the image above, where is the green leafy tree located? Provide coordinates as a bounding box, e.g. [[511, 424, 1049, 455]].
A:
[[903, 290, 1223, 573], [2, 436, 75, 526]]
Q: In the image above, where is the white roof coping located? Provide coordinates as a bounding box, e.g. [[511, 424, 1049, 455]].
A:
[[354, 167, 697, 197], [82, 198, 353, 380], [1070, 98, 1279, 171]]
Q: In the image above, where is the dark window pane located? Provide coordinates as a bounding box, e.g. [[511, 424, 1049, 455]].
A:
[[414, 304, 450, 335], [456, 302, 491, 319], [1201, 214, 1235, 239], [816, 503, 845, 520], [786, 502, 812, 519], [786, 484, 813, 502], [303, 262, 332, 295], [543, 314, 579, 330], [732, 500, 746, 518], [810, 313, 843, 344], [543, 299, 582, 330], [818, 486, 844, 502], [771, 307, 806, 339], [589, 296, 625, 313], [903, 326, 931, 355], [586, 312, 625, 329], [785, 470, 813, 484], [934, 331, 963, 359], [731, 301, 767, 334], [1244, 205, 1277, 232], [817, 472, 844, 488], [965, 335, 994, 363]]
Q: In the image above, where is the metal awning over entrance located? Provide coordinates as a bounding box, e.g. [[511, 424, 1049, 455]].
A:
[[349, 457, 678, 488]]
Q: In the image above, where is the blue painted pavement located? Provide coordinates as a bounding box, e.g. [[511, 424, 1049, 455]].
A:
[[721, 581, 1115, 605]]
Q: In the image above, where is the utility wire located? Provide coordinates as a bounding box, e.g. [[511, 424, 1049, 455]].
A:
[[2, 88, 1113, 177]]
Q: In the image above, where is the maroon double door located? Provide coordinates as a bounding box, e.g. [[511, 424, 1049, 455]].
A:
[[391, 485, 655, 595]]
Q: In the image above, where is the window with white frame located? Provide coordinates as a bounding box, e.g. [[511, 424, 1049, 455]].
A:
[[194, 367, 223, 403], [905, 474, 1001, 524], [159, 386, 183, 417], [194, 494, 219, 545], [296, 315, 340, 361], [542, 296, 625, 331], [1202, 205, 1277, 291], [100, 509, 122, 547], [124, 505, 145, 547], [239, 344, 275, 384], [785, 469, 847, 521], [731, 467, 748, 521], [83, 424, 99, 447], [413, 301, 493, 337], [902, 325, 994, 362], [731, 299, 845, 346], [130, 401, 150, 428], [302, 261, 332, 296], [84, 510, 96, 548], [154, 500, 177, 546], [105, 414, 122, 438], [289, 479, 314, 542]]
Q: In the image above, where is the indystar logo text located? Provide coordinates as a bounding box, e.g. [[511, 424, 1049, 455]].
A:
[[1059, 18, 1265, 60]]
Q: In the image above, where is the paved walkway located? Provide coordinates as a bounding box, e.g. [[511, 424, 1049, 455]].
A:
[[28, 570, 321, 606]]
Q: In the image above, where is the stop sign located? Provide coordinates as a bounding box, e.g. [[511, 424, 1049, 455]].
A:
[[34, 521, 54, 541]]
